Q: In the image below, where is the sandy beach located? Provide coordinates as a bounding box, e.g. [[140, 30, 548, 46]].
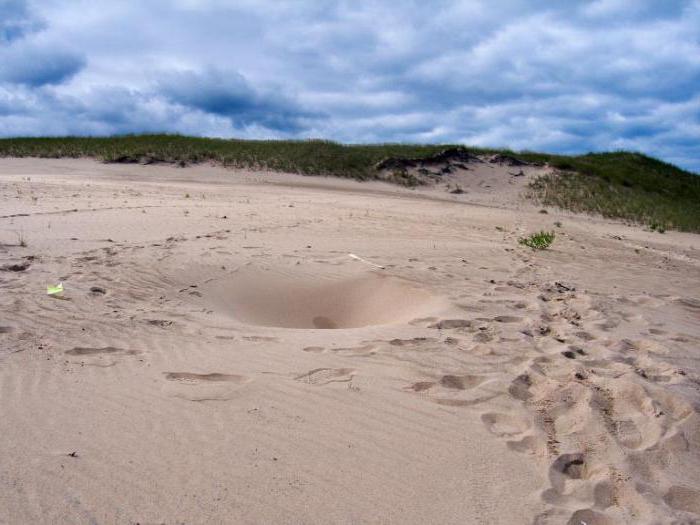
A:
[[1, 158, 699, 524]]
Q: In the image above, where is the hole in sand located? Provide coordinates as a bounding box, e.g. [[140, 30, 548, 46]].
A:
[[197, 268, 442, 329]]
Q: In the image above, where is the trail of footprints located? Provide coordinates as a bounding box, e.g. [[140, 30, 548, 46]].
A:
[[294, 269, 699, 523], [35, 239, 699, 522], [406, 276, 699, 524]]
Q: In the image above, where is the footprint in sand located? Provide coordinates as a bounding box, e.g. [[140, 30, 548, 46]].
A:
[[162, 372, 251, 401], [302, 346, 326, 354], [331, 344, 377, 357], [506, 435, 546, 456], [65, 346, 141, 367], [481, 412, 531, 438], [409, 316, 439, 327], [664, 485, 700, 515], [405, 374, 497, 407], [295, 368, 356, 385], [406, 381, 435, 392], [439, 374, 486, 390], [164, 372, 248, 383], [549, 453, 587, 489], [406, 374, 486, 393], [566, 508, 616, 525], [494, 315, 523, 323], [66, 346, 140, 356], [429, 319, 472, 329], [387, 337, 437, 346], [508, 373, 534, 401], [473, 332, 493, 343], [243, 335, 279, 342]]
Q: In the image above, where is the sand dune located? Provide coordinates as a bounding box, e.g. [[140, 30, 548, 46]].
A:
[[0, 158, 699, 524]]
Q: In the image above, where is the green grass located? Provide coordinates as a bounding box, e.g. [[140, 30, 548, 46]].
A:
[[0, 135, 462, 181], [0, 134, 698, 232], [519, 231, 556, 250], [527, 152, 700, 233]]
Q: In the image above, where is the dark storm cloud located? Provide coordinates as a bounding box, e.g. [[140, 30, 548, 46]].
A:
[[0, 43, 85, 86], [157, 68, 320, 132], [0, 0, 45, 42]]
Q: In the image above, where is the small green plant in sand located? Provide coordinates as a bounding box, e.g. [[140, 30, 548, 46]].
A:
[[16, 231, 27, 247], [649, 222, 666, 234], [519, 231, 555, 250]]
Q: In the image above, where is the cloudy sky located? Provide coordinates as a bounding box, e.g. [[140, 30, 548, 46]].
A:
[[1, 0, 699, 171]]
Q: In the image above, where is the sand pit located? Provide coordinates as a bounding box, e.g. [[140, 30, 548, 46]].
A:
[[197, 268, 441, 329]]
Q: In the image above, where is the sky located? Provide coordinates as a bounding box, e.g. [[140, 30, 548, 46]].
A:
[[1, 0, 699, 172]]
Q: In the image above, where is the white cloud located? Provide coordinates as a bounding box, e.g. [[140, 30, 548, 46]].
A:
[[0, 0, 698, 171]]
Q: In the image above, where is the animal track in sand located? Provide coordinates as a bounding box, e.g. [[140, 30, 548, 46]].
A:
[[295, 368, 356, 385]]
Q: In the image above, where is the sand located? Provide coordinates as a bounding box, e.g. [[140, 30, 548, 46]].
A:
[[0, 158, 699, 524]]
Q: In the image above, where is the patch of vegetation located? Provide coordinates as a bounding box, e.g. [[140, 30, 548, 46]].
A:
[[519, 231, 555, 250], [528, 153, 700, 232], [0, 135, 698, 232], [0, 135, 463, 181]]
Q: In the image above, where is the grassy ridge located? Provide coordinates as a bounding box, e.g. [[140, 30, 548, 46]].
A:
[[527, 152, 700, 233], [0, 134, 698, 232], [0, 135, 458, 180]]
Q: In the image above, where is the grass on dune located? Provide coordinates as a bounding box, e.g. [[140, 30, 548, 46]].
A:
[[527, 152, 700, 233], [0, 134, 698, 232], [0, 135, 460, 180]]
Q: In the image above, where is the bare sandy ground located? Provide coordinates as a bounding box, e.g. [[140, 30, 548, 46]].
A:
[[0, 158, 699, 524]]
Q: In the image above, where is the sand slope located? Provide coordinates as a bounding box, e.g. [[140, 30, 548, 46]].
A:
[[1, 159, 699, 524]]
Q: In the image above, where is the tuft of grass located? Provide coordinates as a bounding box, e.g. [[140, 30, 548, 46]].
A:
[[15, 231, 27, 247], [519, 231, 555, 250]]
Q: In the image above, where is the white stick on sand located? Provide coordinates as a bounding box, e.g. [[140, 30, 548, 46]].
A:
[[348, 253, 385, 270]]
